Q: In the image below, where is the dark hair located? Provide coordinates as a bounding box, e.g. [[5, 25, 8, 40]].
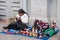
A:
[[18, 9, 29, 17], [18, 9, 25, 14]]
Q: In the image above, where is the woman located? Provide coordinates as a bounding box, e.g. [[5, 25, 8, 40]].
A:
[[3, 9, 29, 32]]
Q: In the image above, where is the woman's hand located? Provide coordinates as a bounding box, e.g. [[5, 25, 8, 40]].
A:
[[16, 17, 21, 21], [18, 17, 21, 20]]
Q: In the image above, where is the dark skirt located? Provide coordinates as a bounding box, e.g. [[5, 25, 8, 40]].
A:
[[3, 20, 28, 30]]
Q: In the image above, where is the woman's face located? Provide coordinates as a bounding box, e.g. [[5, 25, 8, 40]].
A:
[[18, 13, 23, 16]]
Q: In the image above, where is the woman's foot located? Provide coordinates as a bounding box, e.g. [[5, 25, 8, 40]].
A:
[[2, 29, 8, 32], [2, 27, 8, 32]]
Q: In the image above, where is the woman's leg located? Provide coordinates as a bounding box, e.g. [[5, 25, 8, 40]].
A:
[[3, 22, 18, 30], [20, 23, 28, 30], [3, 20, 28, 30]]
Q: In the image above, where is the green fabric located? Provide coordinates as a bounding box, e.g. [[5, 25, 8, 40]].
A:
[[44, 28, 55, 36]]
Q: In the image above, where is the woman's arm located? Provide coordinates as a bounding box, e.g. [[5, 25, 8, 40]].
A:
[[21, 14, 28, 23], [15, 14, 21, 21]]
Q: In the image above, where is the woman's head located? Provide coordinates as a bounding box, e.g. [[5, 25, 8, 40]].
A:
[[18, 9, 25, 16]]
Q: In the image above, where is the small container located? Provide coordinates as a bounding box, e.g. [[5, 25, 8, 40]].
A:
[[25, 31, 29, 36], [33, 33, 37, 37], [43, 34, 48, 38], [32, 27, 35, 33], [38, 32, 44, 39], [35, 28, 38, 33], [29, 32, 33, 36], [39, 35, 43, 39], [54, 27, 59, 33], [20, 31, 26, 35]]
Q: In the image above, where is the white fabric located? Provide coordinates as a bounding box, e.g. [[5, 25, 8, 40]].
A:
[[16, 14, 28, 23]]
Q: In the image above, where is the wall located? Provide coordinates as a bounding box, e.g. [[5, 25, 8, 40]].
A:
[[57, 0, 60, 29], [29, 0, 48, 26], [47, 0, 57, 23], [0, 0, 24, 19], [47, 0, 60, 30]]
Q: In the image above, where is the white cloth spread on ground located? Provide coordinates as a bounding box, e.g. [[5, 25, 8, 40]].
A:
[[16, 14, 28, 24]]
